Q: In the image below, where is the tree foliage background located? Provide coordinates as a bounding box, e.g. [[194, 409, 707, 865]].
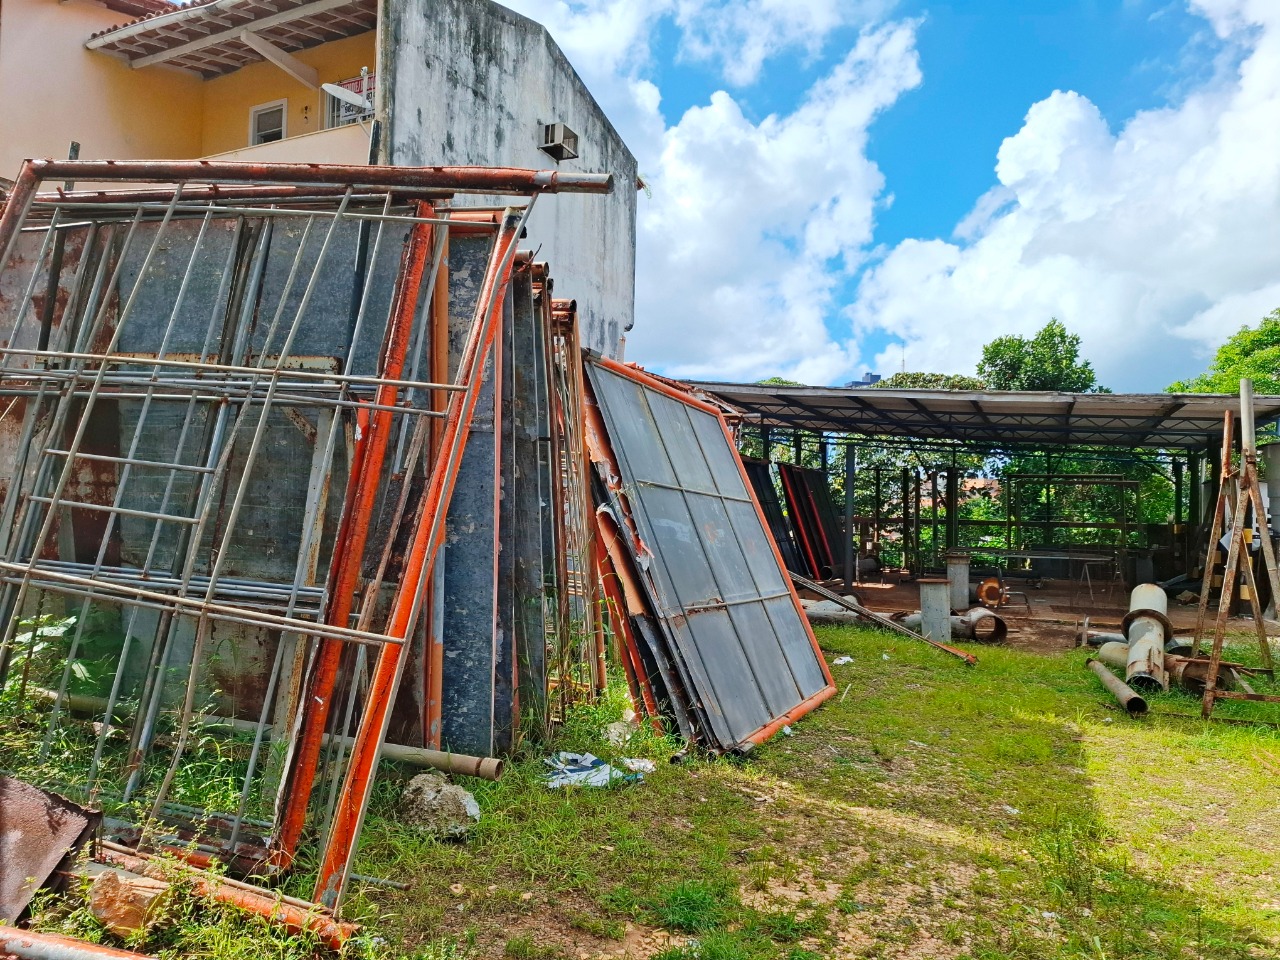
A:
[[977, 319, 1100, 392], [1168, 308, 1280, 395]]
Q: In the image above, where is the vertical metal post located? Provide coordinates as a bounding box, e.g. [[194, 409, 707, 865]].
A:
[[914, 468, 923, 577], [819, 436, 829, 473], [1044, 451, 1054, 549], [793, 429, 803, 466], [843, 443, 855, 592], [760, 426, 772, 461], [900, 467, 910, 571], [873, 467, 882, 549], [1174, 457, 1184, 527], [1189, 453, 1203, 528], [945, 463, 959, 549], [930, 471, 940, 569]]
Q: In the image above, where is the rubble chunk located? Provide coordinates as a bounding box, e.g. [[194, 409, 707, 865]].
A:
[[400, 773, 480, 838], [88, 868, 170, 937]]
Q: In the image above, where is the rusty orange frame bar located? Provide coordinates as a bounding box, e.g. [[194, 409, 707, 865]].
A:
[[311, 207, 530, 910]]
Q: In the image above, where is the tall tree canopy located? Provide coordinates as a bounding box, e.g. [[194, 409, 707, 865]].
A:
[[1168, 308, 1280, 394], [977, 319, 1099, 392], [874, 371, 988, 390]]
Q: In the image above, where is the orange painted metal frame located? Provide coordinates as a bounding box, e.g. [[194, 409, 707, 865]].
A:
[[311, 211, 526, 909], [272, 203, 438, 869]]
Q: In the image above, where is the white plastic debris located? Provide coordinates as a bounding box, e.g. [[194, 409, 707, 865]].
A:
[[622, 757, 656, 774], [881, 653, 891, 661], [543, 752, 646, 788], [1002, 804, 1021, 816], [832, 656, 854, 665]]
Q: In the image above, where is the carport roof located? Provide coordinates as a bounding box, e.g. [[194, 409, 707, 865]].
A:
[[686, 382, 1280, 450]]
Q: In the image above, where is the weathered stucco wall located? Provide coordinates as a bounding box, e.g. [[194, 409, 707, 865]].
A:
[[0, 0, 204, 178], [380, 0, 637, 355]]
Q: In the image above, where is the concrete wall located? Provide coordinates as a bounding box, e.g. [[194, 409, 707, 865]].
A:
[[380, 0, 637, 355], [0, 0, 204, 177]]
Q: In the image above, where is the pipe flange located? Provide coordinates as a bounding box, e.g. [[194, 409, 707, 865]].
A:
[[1121, 607, 1174, 644]]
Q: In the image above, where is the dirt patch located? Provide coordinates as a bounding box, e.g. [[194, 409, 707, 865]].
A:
[[740, 865, 843, 913]]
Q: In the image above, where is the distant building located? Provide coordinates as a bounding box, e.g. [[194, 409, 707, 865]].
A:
[[0, 0, 637, 352], [844, 372, 882, 387]]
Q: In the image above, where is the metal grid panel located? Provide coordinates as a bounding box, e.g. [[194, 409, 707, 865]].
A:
[[0, 158, 612, 914], [585, 359, 834, 752]]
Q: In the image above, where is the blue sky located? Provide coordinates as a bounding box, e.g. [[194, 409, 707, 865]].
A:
[[506, 0, 1280, 391]]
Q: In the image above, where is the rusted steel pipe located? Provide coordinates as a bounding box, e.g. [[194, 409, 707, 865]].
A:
[[1087, 659, 1148, 716], [1095, 641, 1130, 670], [0, 927, 156, 960], [1124, 585, 1171, 692], [22, 159, 614, 195], [96, 848, 356, 949]]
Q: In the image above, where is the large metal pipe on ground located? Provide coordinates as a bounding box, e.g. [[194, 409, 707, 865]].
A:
[[29, 688, 503, 780], [899, 607, 1007, 643], [1124, 584, 1171, 692], [1087, 660, 1148, 716], [1095, 641, 1130, 670]]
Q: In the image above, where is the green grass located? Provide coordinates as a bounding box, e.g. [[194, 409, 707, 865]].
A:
[[20, 625, 1280, 958]]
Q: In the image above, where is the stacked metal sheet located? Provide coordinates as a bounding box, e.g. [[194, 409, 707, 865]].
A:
[[585, 357, 836, 753], [777, 463, 845, 579], [0, 159, 609, 913]]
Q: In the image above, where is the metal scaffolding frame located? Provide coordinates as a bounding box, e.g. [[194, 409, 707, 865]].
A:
[[0, 159, 612, 914]]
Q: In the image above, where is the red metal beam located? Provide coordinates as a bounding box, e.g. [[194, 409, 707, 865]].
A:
[[18, 159, 613, 195]]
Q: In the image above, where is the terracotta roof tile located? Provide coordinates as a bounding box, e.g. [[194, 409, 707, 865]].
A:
[[101, 0, 178, 17]]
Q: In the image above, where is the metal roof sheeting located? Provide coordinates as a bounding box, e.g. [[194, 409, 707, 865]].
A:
[[688, 383, 1280, 450], [86, 0, 376, 78]]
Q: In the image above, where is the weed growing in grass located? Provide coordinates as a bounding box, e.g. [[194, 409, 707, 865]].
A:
[[649, 880, 735, 933]]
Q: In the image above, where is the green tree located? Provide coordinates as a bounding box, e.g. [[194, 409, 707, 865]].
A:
[[977, 318, 1099, 392], [1168, 308, 1280, 394], [874, 371, 987, 390]]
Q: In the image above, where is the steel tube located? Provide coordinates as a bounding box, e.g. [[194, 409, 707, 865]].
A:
[[0, 927, 156, 960], [1124, 584, 1170, 691], [1087, 659, 1148, 716], [26, 159, 614, 195], [1095, 640, 1130, 669], [94, 849, 356, 949]]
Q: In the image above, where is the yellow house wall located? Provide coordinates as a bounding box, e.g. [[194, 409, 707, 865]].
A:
[[200, 31, 376, 156], [0, 0, 204, 177]]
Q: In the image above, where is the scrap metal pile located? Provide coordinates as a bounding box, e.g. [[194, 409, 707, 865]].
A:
[[0, 159, 834, 936], [0, 159, 612, 921]]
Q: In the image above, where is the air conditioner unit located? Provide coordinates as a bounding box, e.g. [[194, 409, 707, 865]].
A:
[[540, 122, 579, 162]]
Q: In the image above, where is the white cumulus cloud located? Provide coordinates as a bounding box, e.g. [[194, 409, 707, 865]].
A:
[[850, 0, 1280, 391]]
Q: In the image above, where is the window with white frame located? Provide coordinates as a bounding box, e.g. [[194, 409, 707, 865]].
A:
[[324, 73, 375, 128], [250, 100, 287, 145]]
